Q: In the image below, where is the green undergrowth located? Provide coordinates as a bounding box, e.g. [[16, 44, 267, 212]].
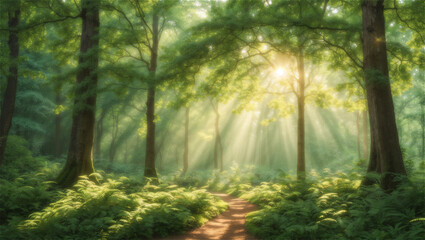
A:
[[193, 167, 425, 240], [0, 136, 54, 181], [1, 174, 227, 240], [1, 138, 423, 240], [0, 138, 227, 240], [0, 166, 60, 226], [0, 136, 62, 228]]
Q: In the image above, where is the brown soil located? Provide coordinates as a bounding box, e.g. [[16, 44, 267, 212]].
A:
[[157, 193, 258, 240]]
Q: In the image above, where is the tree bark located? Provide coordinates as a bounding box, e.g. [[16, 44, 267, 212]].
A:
[[144, 12, 159, 180], [56, 0, 100, 187], [296, 46, 306, 181], [0, 7, 20, 167], [182, 107, 189, 174], [362, 0, 406, 190], [362, 110, 369, 159], [212, 102, 223, 171]]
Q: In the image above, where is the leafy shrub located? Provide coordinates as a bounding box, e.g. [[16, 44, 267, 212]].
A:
[[239, 172, 425, 240], [109, 185, 227, 239], [188, 167, 425, 240], [0, 161, 61, 238], [0, 136, 46, 180], [172, 173, 207, 187], [8, 175, 227, 240]]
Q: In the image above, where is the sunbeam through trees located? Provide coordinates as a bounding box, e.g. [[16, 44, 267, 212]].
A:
[[0, 0, 424, 239]]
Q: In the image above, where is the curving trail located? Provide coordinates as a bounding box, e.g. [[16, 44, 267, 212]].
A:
[[158, 193, 258, 240]]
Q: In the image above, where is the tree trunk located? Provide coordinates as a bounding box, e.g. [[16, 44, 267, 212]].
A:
[[362, 110, 369, 159], [182, 107, 189, 174], [296, 47, 306, 181], [145, 79, 157, 178], [212, 102, 223, 171], [56, 0, 100, 187], [54, 92, 63, 158], [361, 0, 406, 190], [144, 13, 159, 180], [0, 7, 20, 167], [356, 112, 361, 160]]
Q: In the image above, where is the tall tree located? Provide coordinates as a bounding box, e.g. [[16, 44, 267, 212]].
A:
[[56, 0, 100, 187], [103, 0, 184, 180], [318, 0, 415, 174], [144, 11, 159, 179], [168, 0, 331, 177], [0, 1, 20, 166], [296, 40, 307, 180], [211, 101, 223, 171], [260, 0, 331, 179], [361, 0, 406, 190]]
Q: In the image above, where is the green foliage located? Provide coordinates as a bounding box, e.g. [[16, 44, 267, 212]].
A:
[[1, 0, 425, 239], [0, 169, 59, 227], [0, 136, 45, 180], [210, 169, 425, 240], [109, 184, 227, 239], [364, 69, 390, 86], [172, 173, 209, 188], [0, 156, 60, 234], [2, 173, 227, 240]]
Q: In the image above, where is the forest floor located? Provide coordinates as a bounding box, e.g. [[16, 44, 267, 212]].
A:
[[158, 193, 258, 240]]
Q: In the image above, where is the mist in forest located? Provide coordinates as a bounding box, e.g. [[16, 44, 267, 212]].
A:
[[1, 0, 424, 239]]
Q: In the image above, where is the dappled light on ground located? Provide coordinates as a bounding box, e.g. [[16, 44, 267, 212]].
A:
[[159, 193, 258, 240], [0, 0, 424, 239]]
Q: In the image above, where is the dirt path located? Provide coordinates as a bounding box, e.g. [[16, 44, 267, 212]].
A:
[[158, 193, 258, 240]]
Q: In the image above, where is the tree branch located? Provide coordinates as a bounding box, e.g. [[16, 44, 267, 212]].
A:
[[320, 36, 363, 69]]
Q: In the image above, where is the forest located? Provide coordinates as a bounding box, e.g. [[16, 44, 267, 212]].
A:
[[0, 0, 424, 239]]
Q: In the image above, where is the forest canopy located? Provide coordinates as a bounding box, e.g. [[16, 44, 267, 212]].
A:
[[0, 0, 424, 239]]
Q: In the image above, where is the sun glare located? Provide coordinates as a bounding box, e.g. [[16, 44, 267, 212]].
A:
[[274, 68, 286, 78]]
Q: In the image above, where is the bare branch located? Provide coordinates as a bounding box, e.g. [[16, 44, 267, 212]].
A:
[[134, 0, 153, 34]]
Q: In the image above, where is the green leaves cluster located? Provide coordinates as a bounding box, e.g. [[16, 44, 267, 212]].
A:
[[1, 173, 227, 240], [220, 170, 425, 240], [169, 165, 425, 240]]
